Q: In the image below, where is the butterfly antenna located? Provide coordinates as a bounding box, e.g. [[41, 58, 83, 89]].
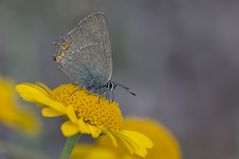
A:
[[117, 83, 136, 96]]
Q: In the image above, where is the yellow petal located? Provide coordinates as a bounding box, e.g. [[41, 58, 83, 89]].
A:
[[88, 125, 101, 138], [78, 119, 91, 134], [16, 84, 48, 103], [66, 105, 78, 123], [41, 108, 64, 117], [61, 121, 79, 137], [122, 134, 147, 157], [121, 130, 153, 148], [16, 84, 42, 104], [101, 130, 118, 147], [35, 82, 51, 93], [16, 83, 66, 113], [21, 83, 49, 96], [115, 130, 153, 157], [77, 119, 101, 138], [116, 134, 135, 155]]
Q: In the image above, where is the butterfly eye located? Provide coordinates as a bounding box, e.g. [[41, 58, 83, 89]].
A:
[[108, 82, 113, 90]]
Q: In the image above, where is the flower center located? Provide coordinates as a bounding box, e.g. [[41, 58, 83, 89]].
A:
[[49, 84, 122, 131]]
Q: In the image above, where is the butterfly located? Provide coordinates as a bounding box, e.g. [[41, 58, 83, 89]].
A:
[[53, 12, 135, 101]]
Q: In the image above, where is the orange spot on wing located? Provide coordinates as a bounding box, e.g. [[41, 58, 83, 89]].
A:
[[55, 56, 62, 62], [63, 42, 69, 50], [55, 42, 69, 63]]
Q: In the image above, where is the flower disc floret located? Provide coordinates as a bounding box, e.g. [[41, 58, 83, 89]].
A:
[[49, 84, 122, 131]]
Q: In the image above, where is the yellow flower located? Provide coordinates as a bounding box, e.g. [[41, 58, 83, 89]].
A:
[[0, 77, 41, 135], [71, 117, 181, 159], [16, 83, 153, 157]]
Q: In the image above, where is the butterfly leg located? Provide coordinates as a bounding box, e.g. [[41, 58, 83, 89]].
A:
[[98, 89, 107, 104], [98, 96, 101, 103], [111, 91, 114, 103], [105, 92, 111, 103], [98, 90, 103, 104], [70, 86, 81, 96]]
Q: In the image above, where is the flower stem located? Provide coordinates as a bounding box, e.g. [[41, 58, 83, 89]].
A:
[[59, 133, 81, 159]]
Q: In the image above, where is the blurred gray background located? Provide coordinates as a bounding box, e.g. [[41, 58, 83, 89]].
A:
[[0, 0, 239, 159]]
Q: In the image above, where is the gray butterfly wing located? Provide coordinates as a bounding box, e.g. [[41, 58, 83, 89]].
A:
[[57, 12, 112, 87]]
